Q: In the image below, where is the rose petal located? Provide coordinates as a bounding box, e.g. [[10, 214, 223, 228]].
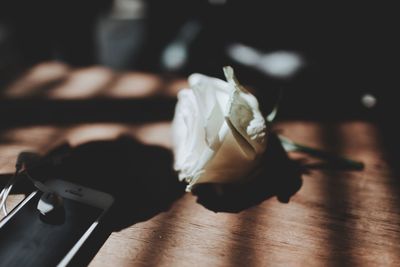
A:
[[225, 90, 267, 158], [224, 66, 267, 158], [187, 126, 260, 189], [172, 89, 207, 180], [189, 74, 231, 148]]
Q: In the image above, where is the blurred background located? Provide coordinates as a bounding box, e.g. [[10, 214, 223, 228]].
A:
[[0, 0, 398, 120]]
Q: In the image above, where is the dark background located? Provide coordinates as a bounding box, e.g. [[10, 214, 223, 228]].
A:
[[0, 1, 398, 121]]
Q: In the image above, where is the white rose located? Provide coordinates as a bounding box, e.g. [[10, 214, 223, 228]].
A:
[[172, 66, 268, 192]]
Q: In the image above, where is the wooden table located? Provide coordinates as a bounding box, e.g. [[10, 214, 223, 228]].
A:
[[1, 62, 399, 266]]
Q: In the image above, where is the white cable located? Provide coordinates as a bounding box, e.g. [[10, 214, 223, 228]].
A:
[[0, 173, 19, 216], [0, 188, 7, 215], [0, 184, 14, 215]]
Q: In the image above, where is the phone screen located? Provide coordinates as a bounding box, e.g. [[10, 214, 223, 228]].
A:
[[0, 192, 103, 267]]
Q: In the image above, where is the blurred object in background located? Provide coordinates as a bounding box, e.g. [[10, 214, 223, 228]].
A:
[[361, 93, 377, 109], [227, 44, 304, 79], [160, 20, 202, 72], [96, 0, 147, 70]]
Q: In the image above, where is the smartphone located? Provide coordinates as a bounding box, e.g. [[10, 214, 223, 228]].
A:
[[0, 179, 114, 267]]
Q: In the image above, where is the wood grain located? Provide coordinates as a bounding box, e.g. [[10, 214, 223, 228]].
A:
[[0, 121, 398, 266], [1, 63, 399, 266]]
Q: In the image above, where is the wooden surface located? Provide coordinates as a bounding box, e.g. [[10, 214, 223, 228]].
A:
[[1, 62, 400, 266]]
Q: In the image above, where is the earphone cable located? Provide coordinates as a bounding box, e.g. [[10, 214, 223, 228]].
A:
[[0, 168, 22, 216]]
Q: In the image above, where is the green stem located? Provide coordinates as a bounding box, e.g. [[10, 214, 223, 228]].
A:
[[278, 135, 364, 170]]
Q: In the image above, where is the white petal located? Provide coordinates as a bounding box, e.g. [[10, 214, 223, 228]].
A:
[[188, 125, 261, 188], [226, 90, 267, 158], [223, 66, 267, 157], [172, 89, 207, 180], [189, 73, 231, 148]]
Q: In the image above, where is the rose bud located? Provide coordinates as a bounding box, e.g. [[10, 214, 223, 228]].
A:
[[172, 66, 268, 192]]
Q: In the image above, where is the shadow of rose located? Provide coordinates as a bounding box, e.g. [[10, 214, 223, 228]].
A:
[[193, 133, 303, 213], [29, 135, 186, 231]]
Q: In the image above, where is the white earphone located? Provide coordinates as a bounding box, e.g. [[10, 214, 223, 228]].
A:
[[0, 152, 64, 220], [37, 191, 64, 216]]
